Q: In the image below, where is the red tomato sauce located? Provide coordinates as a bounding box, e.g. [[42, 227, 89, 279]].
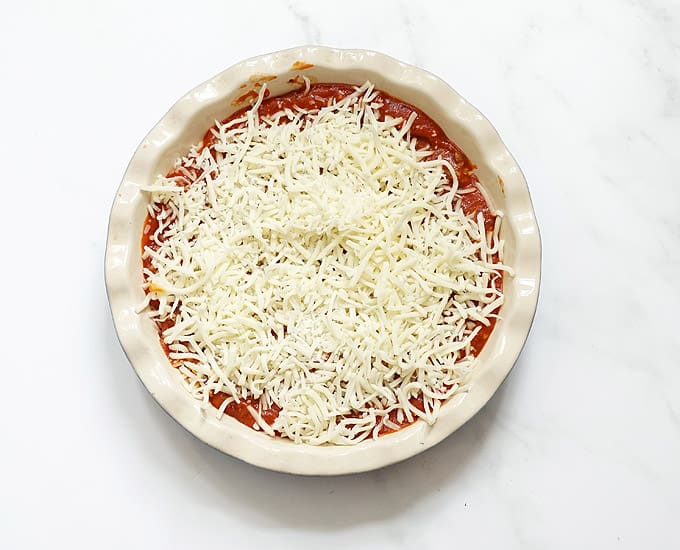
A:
[[141, 83, 503, 436]]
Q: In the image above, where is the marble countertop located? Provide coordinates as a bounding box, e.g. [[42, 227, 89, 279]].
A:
[[1, 1, 678, 548]]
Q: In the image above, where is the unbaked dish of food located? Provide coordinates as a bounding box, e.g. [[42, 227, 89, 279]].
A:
[[106, 46, 540, 474]]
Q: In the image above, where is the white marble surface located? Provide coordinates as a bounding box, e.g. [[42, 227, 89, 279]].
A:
[[1, 0, 678, 548]]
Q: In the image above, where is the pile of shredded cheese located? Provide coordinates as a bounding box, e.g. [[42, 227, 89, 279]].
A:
[[141, 82, 508, 445]]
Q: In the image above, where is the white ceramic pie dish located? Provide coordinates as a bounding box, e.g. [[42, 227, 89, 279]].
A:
[[105, 46, 540, 475]]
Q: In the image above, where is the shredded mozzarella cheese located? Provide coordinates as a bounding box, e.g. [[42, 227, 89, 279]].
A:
[[141, 82, 510, 445]]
